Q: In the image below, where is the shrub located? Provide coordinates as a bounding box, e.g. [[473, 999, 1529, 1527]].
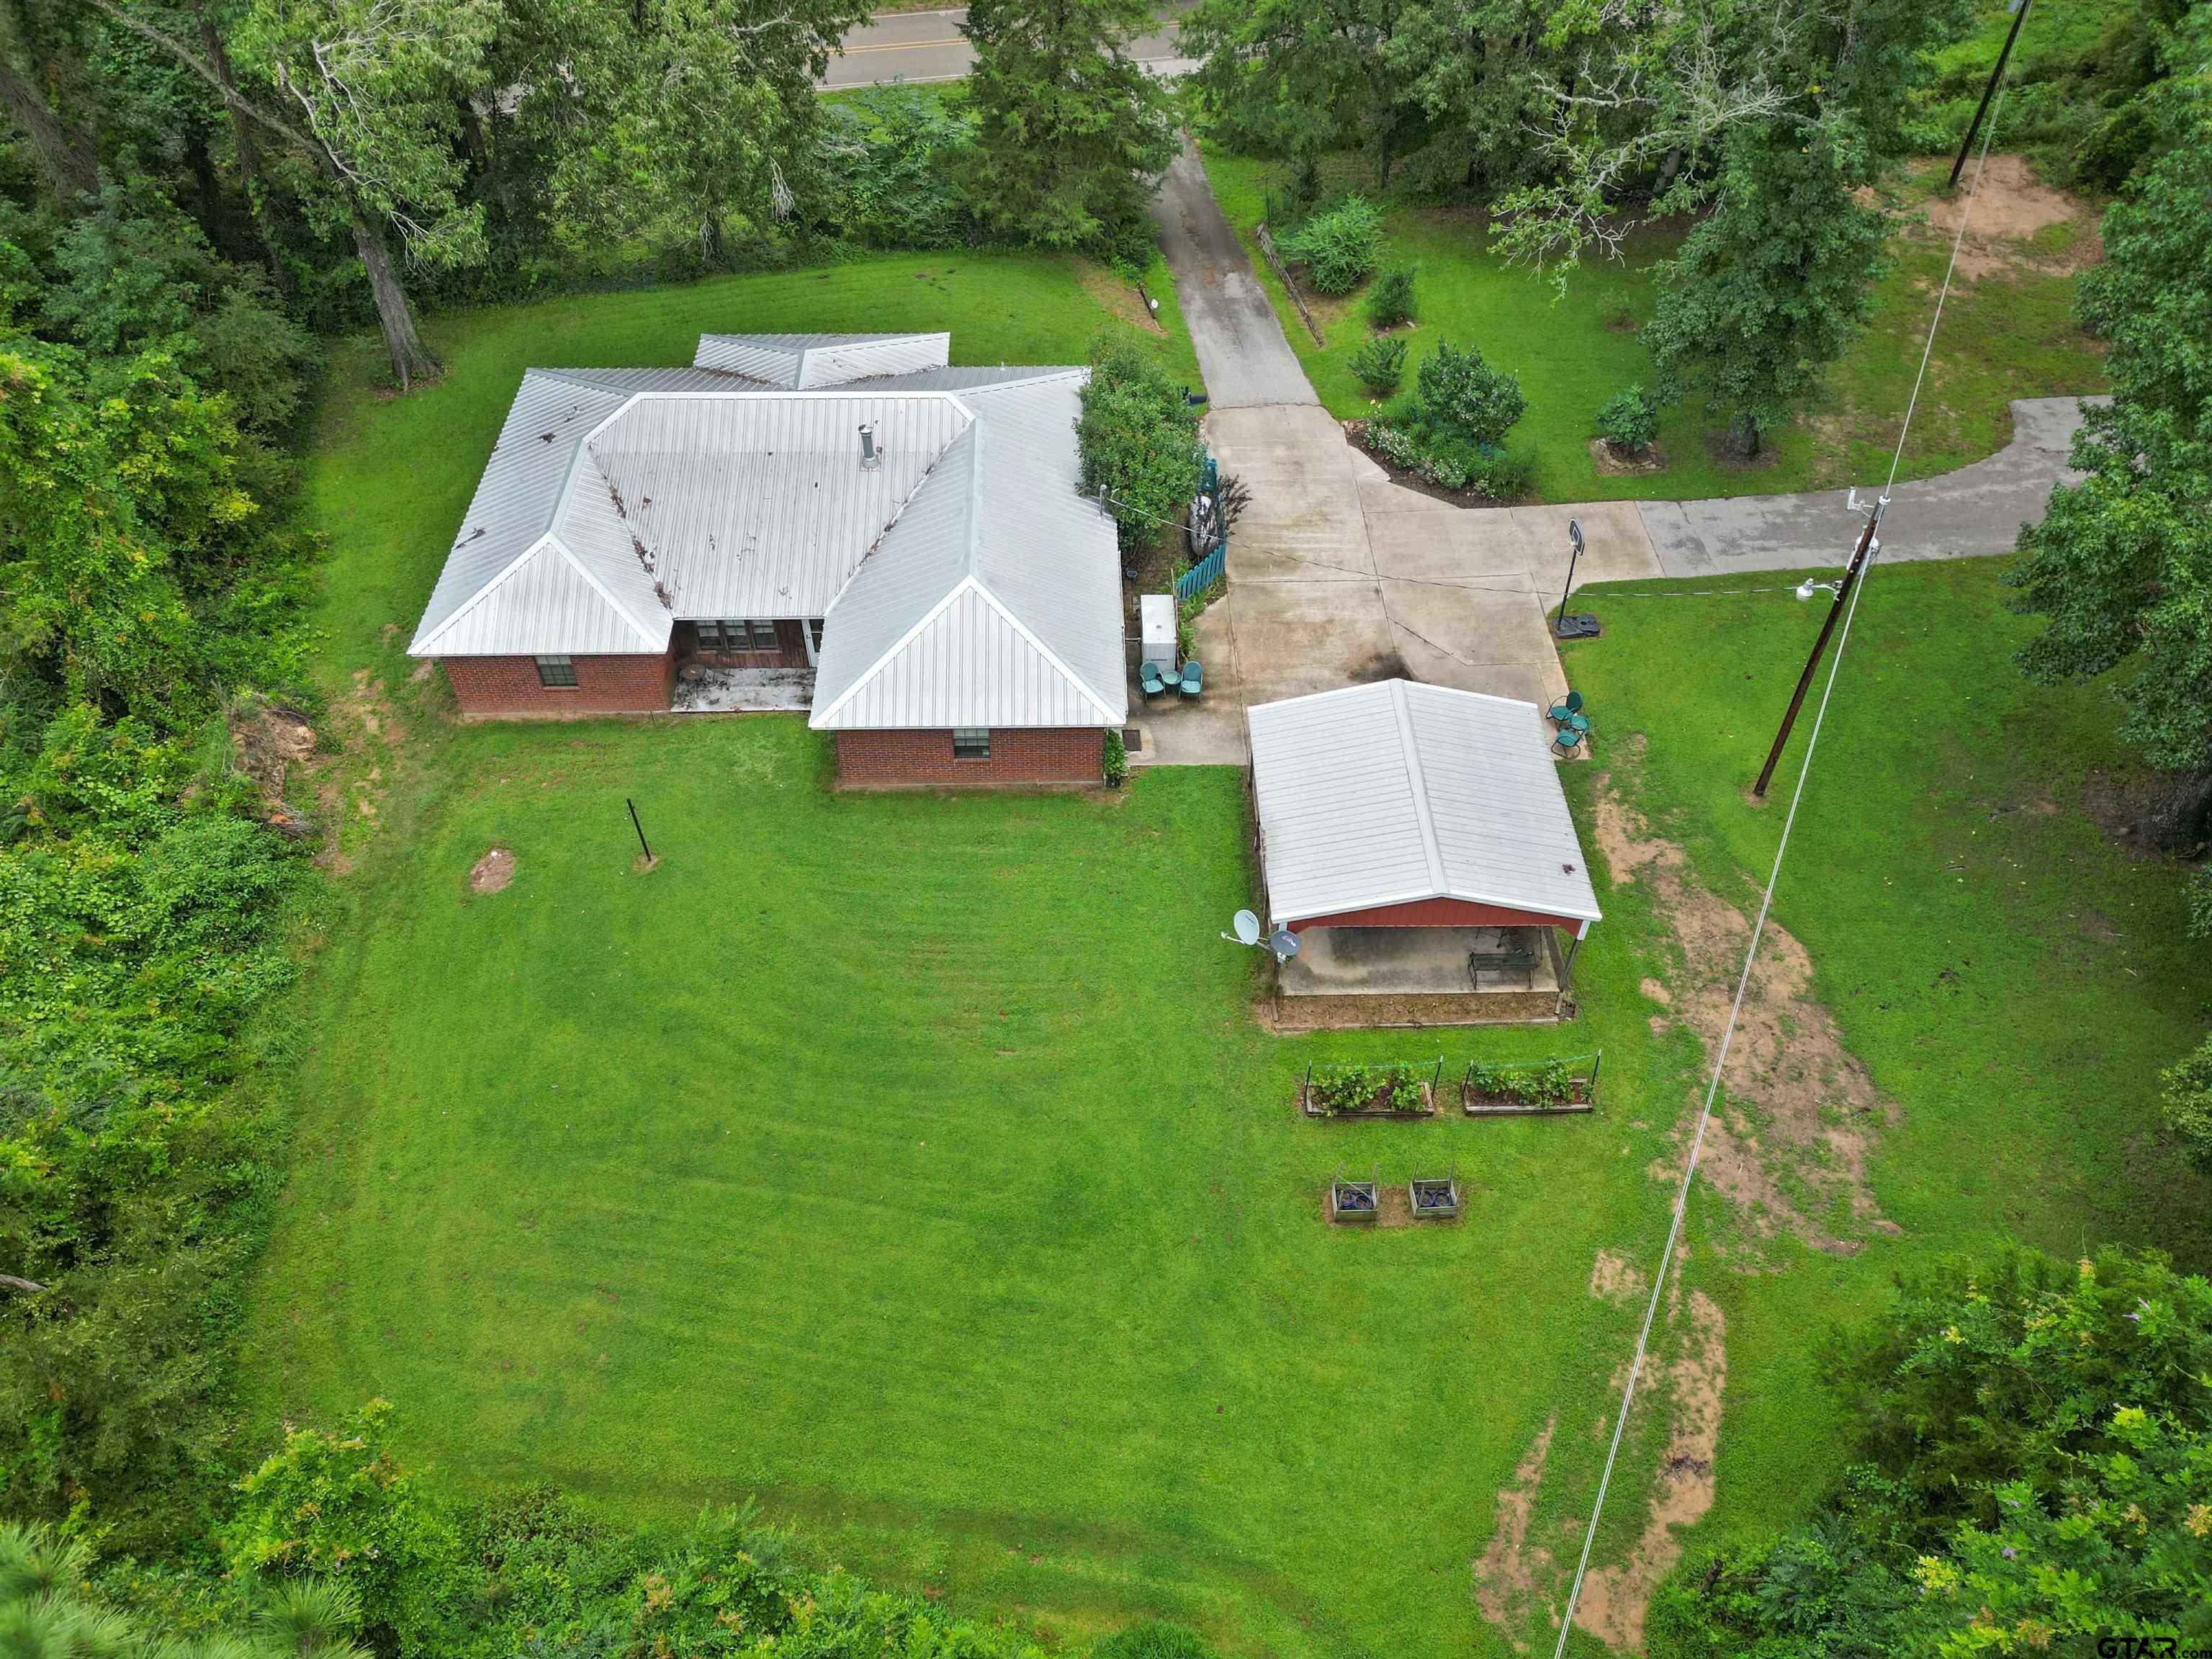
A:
[[1102, 728, 1128, 786], [1348, 334, 1407, 395], [1366, 263, 1416, 330], [1413, 340, 1525, 450], [1263, 150, 1322, 228], [1595, 384, 1659, 454], [1280, 197, 1381, 295], [1077, 335, 1200, 556], [1095, 1622, 1216, 1659], [1308, 1063, 1425, 1115], [1364, 420, 1421, 471], [2159, 1036, 2212, 1172], [1467, 1059, 1576, 1105], [1462, 447, 1536, 502]]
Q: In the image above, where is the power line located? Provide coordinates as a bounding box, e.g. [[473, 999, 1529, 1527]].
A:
[[1547, 78, 2016, 1659]]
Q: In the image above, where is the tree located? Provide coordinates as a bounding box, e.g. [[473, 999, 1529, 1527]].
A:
[[1642, 137, 1890, 457], [1076, 335, 1199, 556], [2007, 12, 2212, 806], [85, 0, 496, 387], [546, 0, 868, 266], [1182, 0, 1417, 190], [961, 0, 1175, 254]]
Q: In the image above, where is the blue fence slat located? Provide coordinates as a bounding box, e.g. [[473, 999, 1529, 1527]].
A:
[[1176, 546, 1226, 604]]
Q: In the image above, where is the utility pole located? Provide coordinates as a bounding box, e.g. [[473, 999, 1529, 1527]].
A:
[[1951, 0, 2030, 191], [1753, 495, 1884, 799]]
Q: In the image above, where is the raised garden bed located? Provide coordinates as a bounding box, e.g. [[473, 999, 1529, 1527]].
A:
[[1328, 1179, 1379, 1224], [1300, 1058, 1444, 1120], [1408, 1178, 1460, 1220], [1462, 1052, 1601, 1117]]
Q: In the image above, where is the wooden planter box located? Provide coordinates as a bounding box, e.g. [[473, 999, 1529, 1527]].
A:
[[1462, 1053, 1602, 1117], [1461, 1079, 1596, 1117], [1408, 1179, 1460, 1219], [1328, 1181, 1380, 1223], [1300, 1079, 1438, 1120]]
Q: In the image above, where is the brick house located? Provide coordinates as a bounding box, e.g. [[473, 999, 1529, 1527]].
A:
[[406, 332, 1126, 786]]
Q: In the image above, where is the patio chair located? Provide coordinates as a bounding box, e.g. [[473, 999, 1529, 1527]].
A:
[[1178, 660, 1203, 699], [1552, 724, 1586, 759], [1139, 660, 1167, 701], [1548, 689, 1583, 726]]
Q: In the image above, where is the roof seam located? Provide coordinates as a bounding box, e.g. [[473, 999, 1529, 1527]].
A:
[[1391, 680, 1450, 896]]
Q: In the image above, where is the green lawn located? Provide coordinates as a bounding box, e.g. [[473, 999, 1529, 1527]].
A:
[[1196, 145, 2107, 505], [247, 262, 2208, 1659]]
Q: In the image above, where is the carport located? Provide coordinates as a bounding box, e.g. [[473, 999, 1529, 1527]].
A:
[[1247, 679, 1600, 1022]]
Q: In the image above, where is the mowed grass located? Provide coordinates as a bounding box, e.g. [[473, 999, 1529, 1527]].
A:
[[257, 256, 1702, 1658], [1196, 145, 2106, 504], [1560, 559, 2212, 1565], [246, 719, 1702, 1659], [252, 258, 2207, 1658]]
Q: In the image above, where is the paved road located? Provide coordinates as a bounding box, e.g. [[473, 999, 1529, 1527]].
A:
[[822, 5, 1194, 87], [1637, 397, 2101, 576], [1146, 136, 1317, 409]]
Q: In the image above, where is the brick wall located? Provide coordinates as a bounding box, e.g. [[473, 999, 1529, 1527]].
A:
[[442, 651, 674, 717], [834, 727, 1105, 787]]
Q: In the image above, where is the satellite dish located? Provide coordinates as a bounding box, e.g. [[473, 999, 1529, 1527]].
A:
[[1269, 929, 1301, 959], [1231, 909, 1262, 945]]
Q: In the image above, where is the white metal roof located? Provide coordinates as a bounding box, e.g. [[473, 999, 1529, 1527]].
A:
[[808, 372, 1126, 732], [409, 341, 1112, 672], [692, 331, 950, 388], [1247, 680, 1601, 927]]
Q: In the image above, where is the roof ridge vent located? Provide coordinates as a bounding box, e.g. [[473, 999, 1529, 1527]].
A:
[[858, 421, 881, 470]]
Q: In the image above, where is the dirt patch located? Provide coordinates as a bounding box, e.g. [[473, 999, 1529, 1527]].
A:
[[1699, 427, 1783, 473], [1588, 1249, 1647, 1306], [1640, 977, 1672, 1007], [229, 701, 318, 824], [469, 847, 515, 894], [1573, 1266, 1728, 1652], [1473, 1415, 1558, 1650], [1593, 771, 1902, 1256], [1586, 437, 1670, 477], [1075, 258, 1166, 336], [1911, 154, 2099, 280]]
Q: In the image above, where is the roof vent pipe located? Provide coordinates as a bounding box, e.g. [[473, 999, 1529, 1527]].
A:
[[858, 422, 880, 469]]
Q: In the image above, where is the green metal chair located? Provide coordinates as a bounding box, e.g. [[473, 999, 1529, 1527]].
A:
[[1139, 661, 1167, 701], [1179, 661, 1203, 699], [1552, 724, 1586, 759], [1548, 689, 1583, 725]]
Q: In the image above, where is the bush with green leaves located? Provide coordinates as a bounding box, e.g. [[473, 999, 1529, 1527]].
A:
[[1102, 728, 1129, 786], [2159, 1038, 2212, 1172], [1595, 384, 1658, 454], [1095, 1622, 1217, 1659], [1077, 335, 1201, 556], [1411, 340, 1525, 451], [1365, 263, 1416, 330], [811, 85, 981, 252], [1280, 196, 1381, 295], [1650, 1247, 2212, 1658], [1308, 1063, 1426, 1115], [1466, 1058, 1578, 1106], [1349, 333, 1407, 395]]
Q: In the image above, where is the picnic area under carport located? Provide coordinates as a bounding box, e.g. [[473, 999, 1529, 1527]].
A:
[[1246, 678, 1601, 1027]]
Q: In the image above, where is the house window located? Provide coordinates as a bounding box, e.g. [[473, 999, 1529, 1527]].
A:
[[952, 727, 990, 760], [535, 655, 577, 688], [697, 619, 779, 652]]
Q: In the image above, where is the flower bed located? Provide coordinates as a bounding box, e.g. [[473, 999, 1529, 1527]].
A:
[[1300, 1060, 1441, 1119], [1462, 1053, 1601, 1116]]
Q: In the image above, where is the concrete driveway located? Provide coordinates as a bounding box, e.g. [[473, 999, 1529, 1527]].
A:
[[1639, 397, 2100, 575]]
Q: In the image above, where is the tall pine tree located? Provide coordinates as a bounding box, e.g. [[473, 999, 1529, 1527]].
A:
[[960, 0, 1175, 255]]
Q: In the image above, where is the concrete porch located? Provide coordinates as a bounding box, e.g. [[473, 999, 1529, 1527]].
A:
[[670, 664, 815, 714], [1270, 926, 1569, 1028]]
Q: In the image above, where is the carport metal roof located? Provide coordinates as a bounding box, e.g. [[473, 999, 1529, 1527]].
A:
[[1246, 679, 1602, 930]]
